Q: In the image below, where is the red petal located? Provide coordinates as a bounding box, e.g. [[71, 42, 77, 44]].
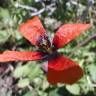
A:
[[0, 51, 43, 62], [47, 55, 83, 84], [53, 24, 91, 49], [19, 16, 46, 46]]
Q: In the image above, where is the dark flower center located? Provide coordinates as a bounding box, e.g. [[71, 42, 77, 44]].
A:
[[37, 35, 52, 53], [37, 35, 58, 60]]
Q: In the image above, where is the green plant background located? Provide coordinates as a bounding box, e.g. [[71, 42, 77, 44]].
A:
[[0, 0, 96, 96]]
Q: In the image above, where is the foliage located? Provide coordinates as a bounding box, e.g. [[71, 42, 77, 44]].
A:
[[0, 0, 96, 96]]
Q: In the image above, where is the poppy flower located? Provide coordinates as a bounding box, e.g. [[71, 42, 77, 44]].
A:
[[0, 16, 91, 84]]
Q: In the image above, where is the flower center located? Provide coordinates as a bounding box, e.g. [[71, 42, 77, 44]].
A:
[[37, 35, 54, 54]]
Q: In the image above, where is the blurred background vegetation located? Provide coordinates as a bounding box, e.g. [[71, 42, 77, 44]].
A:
[[0, 0, 96, 96]]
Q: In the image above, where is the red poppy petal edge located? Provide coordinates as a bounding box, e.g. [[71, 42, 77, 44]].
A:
[[53, 24, 91, 49], [19, 16, 46, 46], [47, 55, 83, 85], [0, 51, 43, 62]]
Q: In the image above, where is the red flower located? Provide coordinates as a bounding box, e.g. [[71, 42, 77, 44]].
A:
[[0, 16, 91, 84]]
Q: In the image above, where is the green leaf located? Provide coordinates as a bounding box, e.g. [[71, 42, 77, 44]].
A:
[[23, 91, 37, 96], [49, 89, 59, 96], [27, 62, 43, 80], [0, 8, 12, 26], [87, 64, 96, 82], [42, 80, 49, 91], [13, 61, 43, 80], [23, 91, 33, 96], [66, 84, 80, 95], [0, 30, 10, 45], [0, 8, 9, 18], [17, 78, 29, 88], [13, 65, 30, 78], [79, 77, 90, 94]]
